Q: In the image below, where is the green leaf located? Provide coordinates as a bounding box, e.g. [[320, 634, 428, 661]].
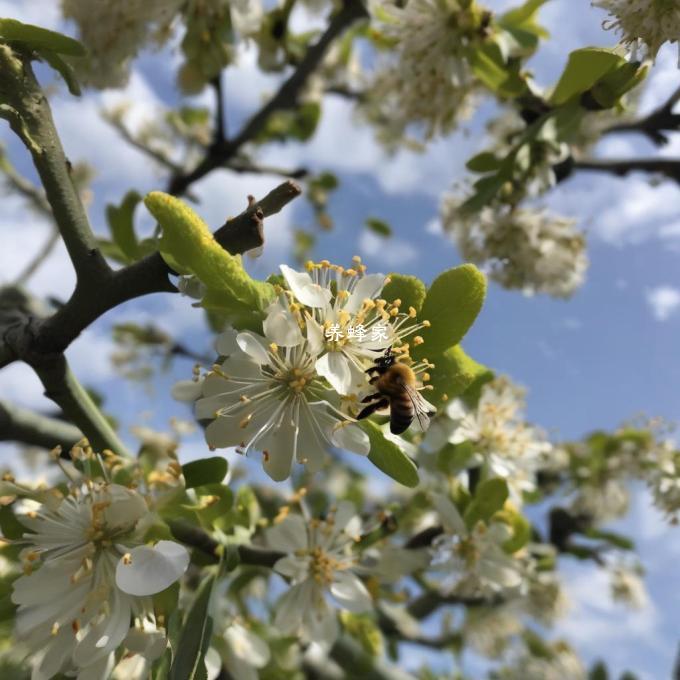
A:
[[426, 345, 490, 406], [360, 420, 419, 488], [381, 273, 427, 313], [257, 102, 321, 143], [182, 457, 228, 489], [36, 48, 80, 95], [437, 441, 476, 474], [590, 61, 648, 109], [468, 43, 509, 92], [466, 151, 501, 173], [144, 192, 275, 315], [0, 506, 24, 540], [584, 528, 634, 551], [413, 265, 486, 358], [496, 507, 532, 553], [106, 191, 142, 263], [0, 18, 86, 56], [500, 0, 549, 28], [550, 48, 623, 105], [588, 661, 609, 680], [463, 478, 509, 529], [365, 217, 392, 237], [169, 575, 215, 680]]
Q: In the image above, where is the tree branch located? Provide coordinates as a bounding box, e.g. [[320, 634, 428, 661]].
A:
[[0, 45, 108, 282], [573, 157, 680, 183], [167, 0, 368, 196], [0, 399, 82, 450], [603, 85, 680, 146], [29, 180, 301, 355], [167, 519, 285, 568], [29, 354, 131, 456]]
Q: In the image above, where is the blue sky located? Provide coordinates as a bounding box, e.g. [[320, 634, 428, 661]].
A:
[[0, 0, 679, 677]]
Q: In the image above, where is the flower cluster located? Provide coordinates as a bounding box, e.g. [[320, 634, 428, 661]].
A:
[[426, 377, 552, 503], [62, 0, 184, 88], [267, 501, 371, 648], [593, 0, 680, 64], [10, 446, 189, 679], [174, 260, 432, 481], [431, 494, 525, 597], [441, 195, 588, 298], [364, 0, 484, 143]]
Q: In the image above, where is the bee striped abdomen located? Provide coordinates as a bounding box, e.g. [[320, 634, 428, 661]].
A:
[[389, 392, 414, 434]]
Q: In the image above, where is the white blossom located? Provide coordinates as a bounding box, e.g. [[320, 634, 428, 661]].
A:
[[430, 494, 524, 597], [495, 642, 587, 680], [267, 502, 372, 648], [276, 260, 430, 396], [175, 328, 369, 481], [11, 478, 188, 679], [364, 0, 481, 141], [645, 440, 680, 522], [61, 0, 184, 87], [593, 0, 680, 64], [430, 378, 552, 503], [610, 564, 648, 609], [442, 196, 588, 298]]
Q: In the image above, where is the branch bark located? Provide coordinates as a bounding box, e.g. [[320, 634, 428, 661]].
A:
[[574, 157, 680, 183], [0, 45, 108, 282], [603, 85, 680, 146], [166, 0, 368, 196], [0, 399, 82, 450]]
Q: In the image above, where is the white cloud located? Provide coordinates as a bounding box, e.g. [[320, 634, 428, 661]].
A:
[[0, 0, 61, 30], [358, 231, 418, 268], [645, 286, 680, 322], [556, 566, 664, 675]]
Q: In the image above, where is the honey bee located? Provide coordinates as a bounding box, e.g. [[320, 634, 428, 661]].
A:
[[357, 348, 436, 435]]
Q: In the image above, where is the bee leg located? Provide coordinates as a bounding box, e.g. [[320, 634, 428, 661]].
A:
[[357, 398, 390, 420]]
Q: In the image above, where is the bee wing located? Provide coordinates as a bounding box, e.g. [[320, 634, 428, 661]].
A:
[[402, 383, 436, 432]]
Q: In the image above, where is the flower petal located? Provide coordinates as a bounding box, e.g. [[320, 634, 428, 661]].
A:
[[330, 572, 373, 613], [281, 264, 331, 307], [432, 494, 467, 536], [236, 331, 271, 366], [316, 352, 352, 395], [225, 623, 270, 667], [344, 273, 386, 313], [171, 380, 203, 402], [263, 301, 304, 347], [115, 541, 189, 596], [267, 514, 308, 553], [331, 423, 370, 457]]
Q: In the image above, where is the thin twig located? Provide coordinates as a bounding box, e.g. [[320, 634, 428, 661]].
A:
[[167, 0, 368, 196], [14, 227, 60, 285], [574, 157, 680, 183]]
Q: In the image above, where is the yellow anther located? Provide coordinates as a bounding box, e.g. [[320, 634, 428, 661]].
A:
[[51, 622, 60, 636], [408, 306, 417, 318], [352, 255, 362, 263], [345, 268, 357, 276], [422, 320, 431, 328], [305, 260, 315, 271], [269, 343, 279, 353], [423, 373, 431, 382], [239, 414, 253, 429], [413, 336, 424, 346]]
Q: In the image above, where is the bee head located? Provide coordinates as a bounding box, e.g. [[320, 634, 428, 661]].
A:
[[374, 346, 396, 370]]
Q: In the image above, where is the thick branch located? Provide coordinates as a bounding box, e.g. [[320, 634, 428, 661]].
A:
[[31, 181, 301, 354], [167, 0, 368, 196], [0, 399, 82, 450], [574, 157, 680, 183], [604, 85, 680, 146], [0, 45, 108, 282]]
